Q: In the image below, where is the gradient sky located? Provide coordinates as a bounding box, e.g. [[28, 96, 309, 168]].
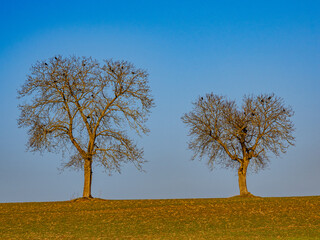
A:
[[0, 0, 319, 202]]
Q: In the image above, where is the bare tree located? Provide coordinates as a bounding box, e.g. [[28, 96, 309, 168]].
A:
[[182, 93, 295, 196], [18, 56, 154, 198]]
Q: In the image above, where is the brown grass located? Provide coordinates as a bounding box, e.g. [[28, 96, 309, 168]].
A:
[[0, 196, 319, 239]]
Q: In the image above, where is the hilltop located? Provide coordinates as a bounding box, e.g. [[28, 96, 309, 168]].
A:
[[1, 196, 319, 239]]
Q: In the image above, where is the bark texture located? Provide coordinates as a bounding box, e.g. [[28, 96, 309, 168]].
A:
[[238, 161, 250, 196], [83, 159, 93, 198]]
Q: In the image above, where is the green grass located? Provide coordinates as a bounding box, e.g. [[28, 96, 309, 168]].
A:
[[0, 196, 319, 239]]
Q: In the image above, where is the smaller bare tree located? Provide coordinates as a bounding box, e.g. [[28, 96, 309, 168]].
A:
[[18, 56, 154, 198], [182, 93, 295, 196]]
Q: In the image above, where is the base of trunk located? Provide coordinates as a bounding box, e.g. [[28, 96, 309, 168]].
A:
[[230, 192, 261, 198], [70, 197, 108, 202]]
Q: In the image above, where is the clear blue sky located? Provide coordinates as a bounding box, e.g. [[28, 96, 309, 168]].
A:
[[0, 0, 319, 202]]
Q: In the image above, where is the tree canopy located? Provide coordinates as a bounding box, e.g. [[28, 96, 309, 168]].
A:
[[18, 55, 154, 198], [182, 93, 295, 196]]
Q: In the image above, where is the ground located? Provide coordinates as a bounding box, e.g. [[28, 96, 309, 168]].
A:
[[0, 196, 319, 239]]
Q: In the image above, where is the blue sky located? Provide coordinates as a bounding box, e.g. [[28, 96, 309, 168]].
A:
[[0, 0, 319, 202]]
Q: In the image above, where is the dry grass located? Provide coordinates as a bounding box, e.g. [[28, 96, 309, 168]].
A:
[[0, 196, 319, 239]]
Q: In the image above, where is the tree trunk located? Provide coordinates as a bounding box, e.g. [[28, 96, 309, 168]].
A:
[[83, 158, 93, 198], [238, 160, 250, 196]]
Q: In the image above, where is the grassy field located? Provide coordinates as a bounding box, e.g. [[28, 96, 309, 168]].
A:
[[0, 196, 319, 239]]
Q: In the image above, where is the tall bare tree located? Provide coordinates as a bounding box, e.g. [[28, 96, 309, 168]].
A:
[[182, 93, 295, 196], [18, 56, 154, 198]]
